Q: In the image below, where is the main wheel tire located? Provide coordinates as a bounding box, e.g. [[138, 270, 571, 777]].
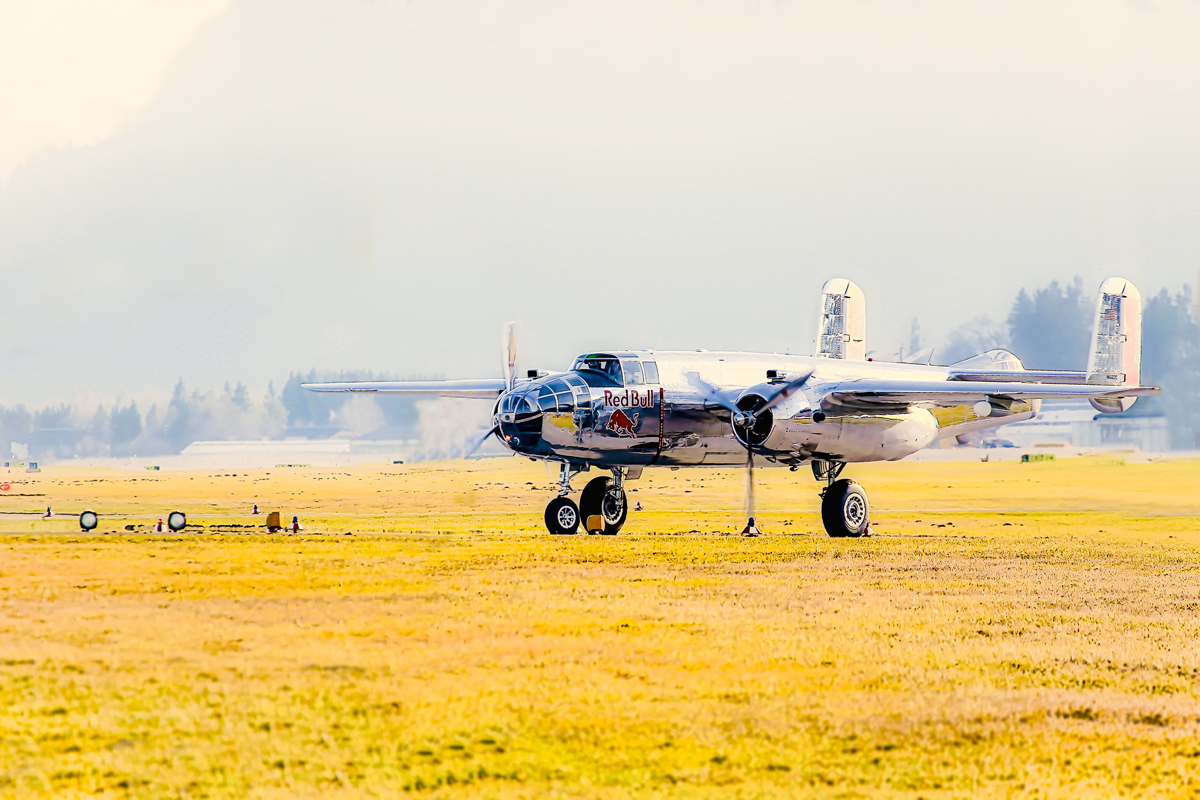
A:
[[579, 477, 628, 535], [821, 479, 870, 538], [545, 496, 581, 535]]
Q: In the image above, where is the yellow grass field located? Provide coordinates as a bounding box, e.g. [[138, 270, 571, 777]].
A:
[[2, 456, 1200, 798]]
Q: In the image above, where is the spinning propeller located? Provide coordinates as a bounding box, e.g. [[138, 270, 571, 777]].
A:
[[502, 322, 518, 392], [687, 370, 814, 534], [464, 322, 518, 457]]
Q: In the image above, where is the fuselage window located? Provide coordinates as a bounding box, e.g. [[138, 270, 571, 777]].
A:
[[642, 361, 660, 384], [621, 360, 644, 386]]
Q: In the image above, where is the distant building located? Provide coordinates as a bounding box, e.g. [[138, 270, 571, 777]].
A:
[[1000, 400, 1170, 452]]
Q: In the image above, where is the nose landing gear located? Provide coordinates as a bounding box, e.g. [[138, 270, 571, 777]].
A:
[[542, 463, 629, 536], [813, 459, 870, 538], [544, 462, 587, 535]]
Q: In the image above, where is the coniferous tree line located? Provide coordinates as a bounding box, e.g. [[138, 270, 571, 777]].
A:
[[0, 372, 420, 461], [937, 279, 1200, 448], [2, 282, 1197, 459]]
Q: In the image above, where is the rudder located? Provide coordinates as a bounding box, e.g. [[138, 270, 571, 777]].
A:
[[815, 279, 866, 361], [1086, 277, 1141, 412]]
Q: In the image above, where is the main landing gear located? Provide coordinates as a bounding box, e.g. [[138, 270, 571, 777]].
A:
[[543, 463, 629, 536], [813, 459, 870, 538]]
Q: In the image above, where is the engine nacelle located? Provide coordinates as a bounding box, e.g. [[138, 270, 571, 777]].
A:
[[829, 408, 939, 461], [769, 405, 938, 462], [733, 378, 938, 463]]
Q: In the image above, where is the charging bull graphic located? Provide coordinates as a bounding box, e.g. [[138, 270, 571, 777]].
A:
[[606, 408, 639, 437]]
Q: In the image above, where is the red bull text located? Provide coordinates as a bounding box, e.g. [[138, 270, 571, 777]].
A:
[[602, 389, 656, 408]]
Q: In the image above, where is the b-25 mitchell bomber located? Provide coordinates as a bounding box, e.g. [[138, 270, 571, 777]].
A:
[[305, 278, 1157, 538]]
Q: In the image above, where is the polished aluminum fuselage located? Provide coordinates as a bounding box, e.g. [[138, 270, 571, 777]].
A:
[[495, 351, 1035, 469]]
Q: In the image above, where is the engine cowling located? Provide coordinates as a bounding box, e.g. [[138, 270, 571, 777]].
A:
[[732, 393, 773, 446], [731, 382, 814, 451]]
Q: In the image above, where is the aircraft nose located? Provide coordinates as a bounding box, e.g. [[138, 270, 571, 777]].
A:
[[497, 390, 543, 450]]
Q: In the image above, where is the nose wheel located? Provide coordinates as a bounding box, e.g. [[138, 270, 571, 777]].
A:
[[542, 463, 630, 536], [545, 496, 581, 535]]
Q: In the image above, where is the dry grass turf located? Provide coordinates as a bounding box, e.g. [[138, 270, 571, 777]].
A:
[[1, 455, 1199, 797]]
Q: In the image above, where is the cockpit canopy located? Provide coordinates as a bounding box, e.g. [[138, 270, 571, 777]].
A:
[[570, 353, 660, 388], [499, 373, 592, 419]]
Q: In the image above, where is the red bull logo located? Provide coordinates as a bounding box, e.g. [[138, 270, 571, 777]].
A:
[[606, 408, 639, 437], [603, 389, 656, 408]]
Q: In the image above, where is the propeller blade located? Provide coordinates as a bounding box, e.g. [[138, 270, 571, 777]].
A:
[[743, 449, 755, 522], [758, 370, 815, 412], [502, 322, 518, 391], [686, 372, 740, 414], [464, 424, 499, 458]]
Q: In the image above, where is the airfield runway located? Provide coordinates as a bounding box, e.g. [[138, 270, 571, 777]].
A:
[[2, 457, 1199, 797]]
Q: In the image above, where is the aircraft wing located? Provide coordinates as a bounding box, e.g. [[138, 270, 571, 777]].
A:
[[301, 379, 507, 399], [821, 379, 1159, 409]]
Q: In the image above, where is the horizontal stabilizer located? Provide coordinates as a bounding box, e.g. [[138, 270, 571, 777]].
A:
[[301, 379, 507, 399]]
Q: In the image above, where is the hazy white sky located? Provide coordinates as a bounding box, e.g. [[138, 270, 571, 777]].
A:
[[0, 0, 231, 180], [1, 0, 1198, 406]]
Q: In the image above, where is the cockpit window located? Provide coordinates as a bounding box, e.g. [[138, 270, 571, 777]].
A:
[[621, 360, 644, 386], [564, 374, 592, 408], [571, 354, 624, 387], [501, 392, 537, 416], [642, 361, 660, 384]]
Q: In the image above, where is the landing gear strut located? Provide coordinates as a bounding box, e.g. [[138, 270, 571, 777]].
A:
[[813, 459, 870, 538], [542, 463, 631, 536], [544, 462, 588, 535]]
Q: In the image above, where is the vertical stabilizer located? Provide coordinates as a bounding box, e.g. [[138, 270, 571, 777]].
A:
[[1086, 277, 1141, 413], [815, 279, 866, 360]]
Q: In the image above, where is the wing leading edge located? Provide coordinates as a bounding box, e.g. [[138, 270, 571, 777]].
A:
[[822, 379, 1159, 410], [300, 379, 507, 399]]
